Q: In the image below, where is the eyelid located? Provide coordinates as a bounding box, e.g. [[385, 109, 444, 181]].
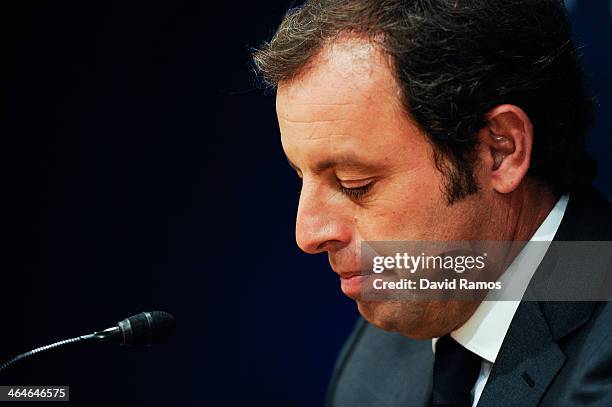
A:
[[337, 178, 374, 188], [338, 179, 376, 200]]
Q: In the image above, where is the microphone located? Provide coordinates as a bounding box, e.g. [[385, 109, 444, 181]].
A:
[[0, 311, 175, 373]]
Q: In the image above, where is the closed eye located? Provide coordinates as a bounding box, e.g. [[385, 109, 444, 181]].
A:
[[339, 182, 374, 199]]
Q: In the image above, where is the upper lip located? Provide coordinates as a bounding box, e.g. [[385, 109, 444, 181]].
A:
[[334, 270, 363, 279]]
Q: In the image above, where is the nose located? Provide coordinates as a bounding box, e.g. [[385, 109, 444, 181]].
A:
[[295, 182, 352, 254]]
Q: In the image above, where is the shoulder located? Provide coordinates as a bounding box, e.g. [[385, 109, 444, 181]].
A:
[[325, 318, 433, 407], [543, 301, 612, 405], [556, 188, 612, 241]]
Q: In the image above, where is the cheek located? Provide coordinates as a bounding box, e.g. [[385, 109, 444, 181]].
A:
[[357, 169, 449, 240]]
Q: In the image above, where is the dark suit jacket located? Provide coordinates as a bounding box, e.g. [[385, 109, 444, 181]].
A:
[[325, 188, 612, 407]]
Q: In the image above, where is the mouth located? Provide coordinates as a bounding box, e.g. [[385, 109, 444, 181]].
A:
[[336, 271, 364, 300]]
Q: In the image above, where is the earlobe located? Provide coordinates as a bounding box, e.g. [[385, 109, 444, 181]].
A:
[[480, 105, 533, 194]]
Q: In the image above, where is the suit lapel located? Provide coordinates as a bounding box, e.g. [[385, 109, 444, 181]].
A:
[[477, 189, 607, 406], [476, 301, 566, 407]]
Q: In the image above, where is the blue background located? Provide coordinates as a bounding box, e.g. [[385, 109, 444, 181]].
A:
[[3, 0, 610, 405]]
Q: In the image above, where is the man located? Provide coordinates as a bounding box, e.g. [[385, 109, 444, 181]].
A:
[[253, 1, 612, 405]]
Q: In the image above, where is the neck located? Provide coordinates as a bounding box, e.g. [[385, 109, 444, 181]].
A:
[[505, 179, 557, 242]]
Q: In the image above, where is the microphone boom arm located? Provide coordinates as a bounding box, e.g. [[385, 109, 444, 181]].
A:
[[0, 333, 96, 373]]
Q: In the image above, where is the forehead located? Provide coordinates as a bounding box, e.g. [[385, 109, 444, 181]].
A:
[[276, 38, 404, 122], [275, 37, 426, 166]]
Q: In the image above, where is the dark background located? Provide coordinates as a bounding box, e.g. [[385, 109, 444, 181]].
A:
[[3, 0, 611, 406]]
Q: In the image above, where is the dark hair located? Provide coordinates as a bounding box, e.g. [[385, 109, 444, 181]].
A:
[[252, 0, 596, 203]]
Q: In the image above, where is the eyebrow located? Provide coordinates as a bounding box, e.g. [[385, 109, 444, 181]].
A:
[[285, 154, 382, 174]]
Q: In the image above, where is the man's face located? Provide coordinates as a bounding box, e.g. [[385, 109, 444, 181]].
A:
[[276, 39, 488, 338]]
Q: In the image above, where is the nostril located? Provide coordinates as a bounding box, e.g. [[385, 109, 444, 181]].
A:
[[317, 240, 345, 253], [316, 241, 329, 252]]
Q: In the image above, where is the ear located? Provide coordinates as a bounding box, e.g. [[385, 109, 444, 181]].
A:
[[477, 105, 533, 194]]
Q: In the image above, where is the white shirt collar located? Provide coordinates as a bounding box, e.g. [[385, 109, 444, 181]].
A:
[[432, 194, 570, 363]]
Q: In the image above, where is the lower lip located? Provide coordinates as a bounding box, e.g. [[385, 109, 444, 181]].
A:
[[340, 275, 364, 299]]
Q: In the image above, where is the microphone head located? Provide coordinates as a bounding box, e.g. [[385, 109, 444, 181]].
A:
[[117, 311, 175, 346]]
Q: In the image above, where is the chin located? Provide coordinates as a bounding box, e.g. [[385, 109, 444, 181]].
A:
[[357, 301, 462, 339], [355, 300, 433, 338]]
